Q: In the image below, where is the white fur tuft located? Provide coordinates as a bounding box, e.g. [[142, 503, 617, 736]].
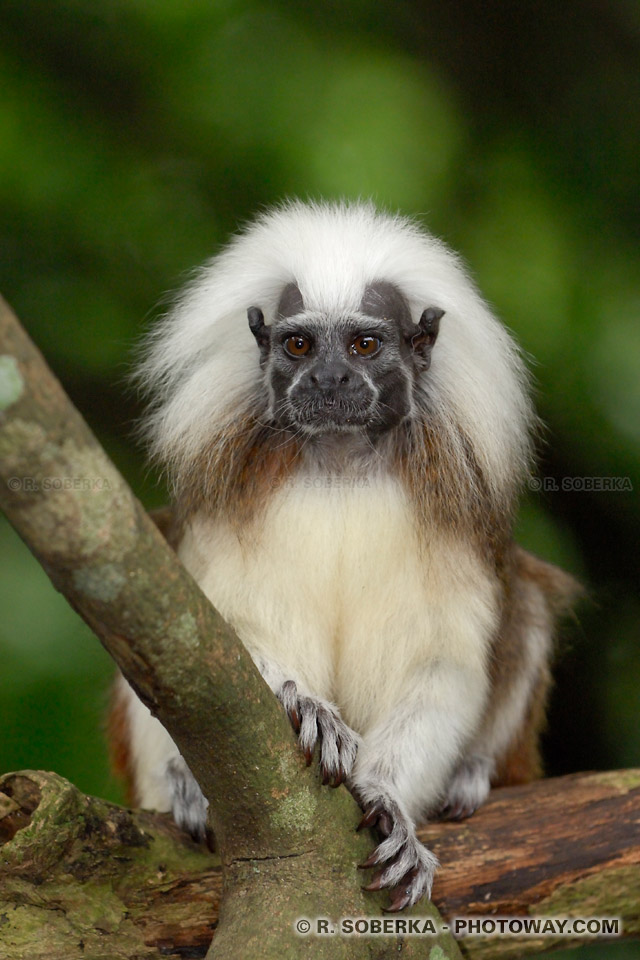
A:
[[136, 200, 534, 497]]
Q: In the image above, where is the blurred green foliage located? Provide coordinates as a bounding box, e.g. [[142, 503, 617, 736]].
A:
[[0, 1, 638, 952]]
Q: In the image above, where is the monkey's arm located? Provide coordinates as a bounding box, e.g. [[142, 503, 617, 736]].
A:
[[350, 657, 490, 911], [352, 539, 572, 904]]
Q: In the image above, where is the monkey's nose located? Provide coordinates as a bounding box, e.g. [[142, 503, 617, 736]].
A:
[[309, 362, 351, 389]]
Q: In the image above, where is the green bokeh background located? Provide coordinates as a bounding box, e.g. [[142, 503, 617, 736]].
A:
[[0, 2, 638, 955]]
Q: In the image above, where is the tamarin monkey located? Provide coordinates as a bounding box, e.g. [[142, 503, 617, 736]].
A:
[[109, 201, 578, 910]]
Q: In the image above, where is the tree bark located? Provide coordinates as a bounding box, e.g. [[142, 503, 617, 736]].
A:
[[0, 294, 463, 960], [1, 770, 638, 960]]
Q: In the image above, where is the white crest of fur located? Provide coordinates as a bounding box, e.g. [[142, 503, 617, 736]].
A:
[[137, 200, 534, 495]]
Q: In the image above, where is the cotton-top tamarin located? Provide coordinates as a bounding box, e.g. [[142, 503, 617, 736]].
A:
[[109, 200, 578, 910]]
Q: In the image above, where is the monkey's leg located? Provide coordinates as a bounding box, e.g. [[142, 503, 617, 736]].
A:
[[110, 673, 210, 840], [436, 554, 560, 822], [351, 659, 488, 910], [435, 753, 494, 821], [437, 658, 551, 821]]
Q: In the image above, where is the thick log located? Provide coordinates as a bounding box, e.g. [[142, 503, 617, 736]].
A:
[[1, 769, 638, 960], [424, 768, 640, 958]]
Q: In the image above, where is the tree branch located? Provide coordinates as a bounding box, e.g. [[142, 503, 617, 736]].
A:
[[1, 770, 638, 959], [0, 296, 463, 958]]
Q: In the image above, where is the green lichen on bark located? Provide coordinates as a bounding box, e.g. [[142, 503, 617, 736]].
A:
[[588, 769, 640, 792], [536, 864, 640, 932], [0, 771, 218, 960], [0, 355, 24, 408], [270, 786, 318, 835]]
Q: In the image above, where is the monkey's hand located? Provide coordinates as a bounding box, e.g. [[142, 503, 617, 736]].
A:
[[357, 798, 438, 911], [278, 680, 360, 787]]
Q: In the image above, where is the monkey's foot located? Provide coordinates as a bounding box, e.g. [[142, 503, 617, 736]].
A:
[[166, 756, 209, 842], [278, 680, 360, 786], [436, 755, 492, 821], [357, 800, 438, 911]]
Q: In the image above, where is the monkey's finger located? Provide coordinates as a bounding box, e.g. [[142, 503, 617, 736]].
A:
[[438, 798, 472, 821], [317, 709, 341, 778], [279, 680, 301, 732], [298, 697, 318, 760], [336, 733, 359, 779]]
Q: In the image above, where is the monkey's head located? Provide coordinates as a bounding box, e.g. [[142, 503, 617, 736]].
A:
[[139, 201, 534, 515], [248, 280, 444, 437]]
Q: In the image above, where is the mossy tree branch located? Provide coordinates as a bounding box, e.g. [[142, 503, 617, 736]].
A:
[[1, 770, 638, 960]]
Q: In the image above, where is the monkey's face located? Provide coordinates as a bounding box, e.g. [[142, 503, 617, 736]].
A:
[[267, 316, 413, 435], [248, 282, 443, 438]]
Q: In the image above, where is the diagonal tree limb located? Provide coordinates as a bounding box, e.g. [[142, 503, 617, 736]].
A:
[[0, 295, 462, 960]]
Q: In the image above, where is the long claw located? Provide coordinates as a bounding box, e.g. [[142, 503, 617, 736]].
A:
[[289, 705, 301, 733], [356, 805, 380, 832], [358, 849, 381, 870], [383, 892, 412, 913], [362, 870, 385, 891], [378, 812, 393, 837]]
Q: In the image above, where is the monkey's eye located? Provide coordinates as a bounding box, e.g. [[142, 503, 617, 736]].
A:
[[284, 335, 312, 357], [350, 335, 382, 357]]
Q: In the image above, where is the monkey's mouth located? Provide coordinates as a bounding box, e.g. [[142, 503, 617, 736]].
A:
[[286, 396, 377, 433]]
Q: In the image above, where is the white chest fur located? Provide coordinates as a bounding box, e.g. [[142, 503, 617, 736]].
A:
[[178, 475, 499, 735]]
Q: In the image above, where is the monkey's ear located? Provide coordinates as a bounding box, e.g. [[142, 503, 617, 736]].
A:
[[248, 307, 271, 357], [409, 307, 444, 364]]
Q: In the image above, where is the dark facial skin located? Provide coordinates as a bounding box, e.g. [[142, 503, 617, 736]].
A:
[[248, 282, 443, 438]]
